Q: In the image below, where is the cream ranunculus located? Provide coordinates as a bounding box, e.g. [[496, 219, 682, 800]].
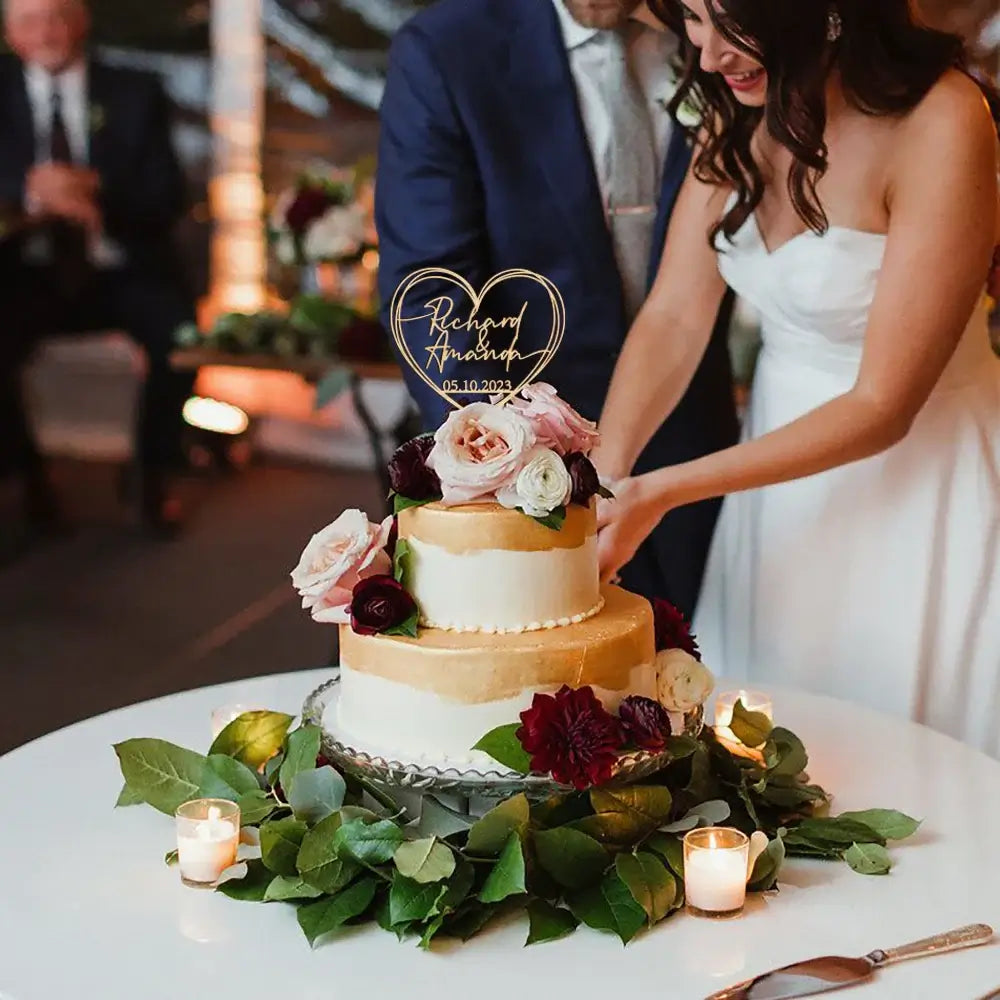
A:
[[496, 446, 572, 518], [427, 403, 536, 505], [290, 509, 392, 624], [656, 649, 716, 714]]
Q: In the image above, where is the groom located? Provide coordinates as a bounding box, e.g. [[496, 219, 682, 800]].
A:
[[376, 0, 739, 616]]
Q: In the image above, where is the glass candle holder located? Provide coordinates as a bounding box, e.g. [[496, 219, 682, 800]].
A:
[[714, 690, 774, 745], [683, 827, 750, 918], [175, 799, 240, 888]]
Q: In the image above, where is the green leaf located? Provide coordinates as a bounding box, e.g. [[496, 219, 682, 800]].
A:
[[665, 735, 700, 760], [466, 794, 530, 856], [784, 817, 885, 850], [297, 878, 378, 946], [389, 876, 449, 926], [659, 815, 699, 834], [843, 842, 892, 876], [578, 786, 673, 844], [526, 899, 580, 945], [264, 752, 285, 788], [216, 859, 272, 901], [441, 902, 500, 942], [440, 859, 476, 911], [392, 537, 411, 586], [765, 728, 809, 777], [298, 814, 362, 894], [238, 790, 278, 826], [472, 724, 532, 773], [333, 818, 405, 865], [314, 367, 352, 410], [115, 784, 144, 808], [198, 754, 262, 802], [383, 611, 419, 638], [288, 767, 347, 825], [279, 725, 322, 798], [393, 838, 456, 884], [596, 485, 615, 500], [836, 810, 920, 842], [614, 852, 677, 926], [164, 850, 178, 866], [419, 915, 446, 950], [730, 699, 773, 748], [260, 817, 308, 875], [263, 875, 323, 902], [644, 832, 685, 879], [748, 835, 786, 892], [479, 833, 527, 904], [417, 796, 474, 839], [113, 739, 207, 816], [530, 505, 567, 530], [532, 827, 609, 889], [393, 494, 437, 515], [209, 711, 294, 771], [567, 870, 647, 944]]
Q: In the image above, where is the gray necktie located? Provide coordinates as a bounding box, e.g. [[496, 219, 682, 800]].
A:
[[602, 26, 658, 322]]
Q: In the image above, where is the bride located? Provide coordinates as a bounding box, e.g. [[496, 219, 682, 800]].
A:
[[593, 0, 1000, 756]]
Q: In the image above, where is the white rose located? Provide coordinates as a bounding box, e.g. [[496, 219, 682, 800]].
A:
[[497, 447, 572, 517], [656, 649, 715, 714], [290, 509, 392, 624], [302, 205, 366, 263], [273, 232, 298, 266], [427, 403, 536, 505]]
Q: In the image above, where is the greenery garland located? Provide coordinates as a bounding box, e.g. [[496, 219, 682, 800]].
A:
[[114, 705, 919, 949]]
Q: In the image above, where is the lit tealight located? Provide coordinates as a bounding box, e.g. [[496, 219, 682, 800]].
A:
[[175, 799, 240, 888]]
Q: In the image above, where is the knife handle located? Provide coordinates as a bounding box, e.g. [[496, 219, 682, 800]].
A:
[[868, 923, 994, 966]]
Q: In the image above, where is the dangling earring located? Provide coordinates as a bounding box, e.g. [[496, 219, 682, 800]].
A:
[[826, 8, 843, 42]]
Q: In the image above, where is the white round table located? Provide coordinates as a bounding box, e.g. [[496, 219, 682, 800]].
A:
[[2, 669, 998, 1000]]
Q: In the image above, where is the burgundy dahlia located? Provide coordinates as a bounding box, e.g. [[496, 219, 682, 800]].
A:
[[285, 186, 331, 234], [652, 598, 701, 659], [349, 575, 417, 636], [388, 435, 441, 501], [516, 685, 624, 790], [564, 452, 601, 506], [619, 696, 672, 752]]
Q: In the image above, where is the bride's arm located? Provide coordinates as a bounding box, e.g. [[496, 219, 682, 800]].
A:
[[590, 162, 732, 481], [599, 74, 998, 577]]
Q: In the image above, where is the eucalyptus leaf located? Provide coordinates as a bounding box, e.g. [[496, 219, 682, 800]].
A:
[[567, 870, 647, 944], [393, 838, 456, 884], [237, 790, 278, 826], [658, 815, 699, 834], [279, 725, 321, 798], [730, 699, 773, 748], [259, 817, 308, 875], [288, 766, 347, 825], [417, 796, 474, 839], [466, 794, 530, 856], [532, 827, 609, 889], [526, 899, 580, 946], [263, 875, 323, 902], [297, 877, 378, 946], [689, 800, 732, 825], [113, 739, 207, 816], [216, 859, 272, 901], [836, 810, 920, 842], [479, 833, 527, 904], [333, 818, 405, 865], [614, 852, 677, 925], [209, 711, 294, 771], [471, 725, 532, 774], [198, 754, 262, 802], [843, 842, 892, 875]]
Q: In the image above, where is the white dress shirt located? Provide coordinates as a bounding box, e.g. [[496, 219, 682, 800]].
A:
[[23, 59, 124, 268], [550, 0, 677, 207]]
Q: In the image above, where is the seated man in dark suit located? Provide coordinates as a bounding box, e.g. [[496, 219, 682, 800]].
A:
[[0, 0, 196, 536]]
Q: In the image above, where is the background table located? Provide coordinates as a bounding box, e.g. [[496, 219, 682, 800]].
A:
[[2, 669, 998, 1000]]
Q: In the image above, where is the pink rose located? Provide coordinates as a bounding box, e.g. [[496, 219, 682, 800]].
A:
[[508, 383, 600, 456], [290, 509, 392, 624], [427, 403, 535, 505]]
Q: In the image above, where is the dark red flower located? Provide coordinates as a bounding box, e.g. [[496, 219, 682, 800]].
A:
[[337, 317, 391, 363], [564, 452, 601, 506], [350, 575, 417, 636], [285, 185, 332, 234], [619, 696, 672, 751], [388, 435, 441, 501], [516, 685, 624, 790], [652, 598, 701, 659]]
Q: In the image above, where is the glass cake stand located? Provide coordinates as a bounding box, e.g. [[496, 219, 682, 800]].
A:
[[302, 670, 704, 802]]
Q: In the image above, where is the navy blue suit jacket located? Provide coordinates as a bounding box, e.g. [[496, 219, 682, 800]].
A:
[[376, 0, 739, 614]]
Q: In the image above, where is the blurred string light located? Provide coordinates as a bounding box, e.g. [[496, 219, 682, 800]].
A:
[[183, 397, 251, 436]]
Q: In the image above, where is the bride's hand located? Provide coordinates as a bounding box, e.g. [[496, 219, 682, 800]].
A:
[[596, 474, 666, 585]]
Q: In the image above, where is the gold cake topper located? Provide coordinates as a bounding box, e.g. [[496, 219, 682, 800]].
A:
[[389, 267, 565, 410]]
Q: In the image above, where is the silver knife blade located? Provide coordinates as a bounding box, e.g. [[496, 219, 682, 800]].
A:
[[705, 956, 875, 1000]]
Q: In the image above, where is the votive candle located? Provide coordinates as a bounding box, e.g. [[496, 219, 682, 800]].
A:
[[684, 827, 750, 918], [175, 798, 240, 888]]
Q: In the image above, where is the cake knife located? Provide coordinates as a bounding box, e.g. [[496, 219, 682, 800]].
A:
[[704, 923, 994, 1000]]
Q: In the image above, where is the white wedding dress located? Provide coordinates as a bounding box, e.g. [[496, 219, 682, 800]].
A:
[[695, 206, 1000, 758]]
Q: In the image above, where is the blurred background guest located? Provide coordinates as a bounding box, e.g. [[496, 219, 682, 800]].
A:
[[0, 0, 196, 537]]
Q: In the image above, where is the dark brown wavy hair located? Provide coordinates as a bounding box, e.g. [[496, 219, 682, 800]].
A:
[[650, 0, 1000, 247]]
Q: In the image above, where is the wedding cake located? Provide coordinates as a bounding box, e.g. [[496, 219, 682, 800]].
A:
[[291, 385, 713, 769]]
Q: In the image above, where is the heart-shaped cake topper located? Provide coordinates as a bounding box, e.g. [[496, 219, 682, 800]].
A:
[[389, 267, 566, 410]]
